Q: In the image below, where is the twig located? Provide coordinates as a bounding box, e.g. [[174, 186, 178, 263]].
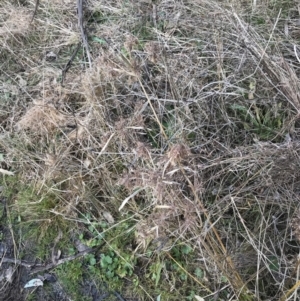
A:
[[1, 257, 38, 269], [30, 247, 96, 274], [61, 42, 81, 85], [30, 0, 40, 23], [113, 291, 127, 301]]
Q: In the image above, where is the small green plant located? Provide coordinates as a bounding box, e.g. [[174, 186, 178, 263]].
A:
[[268, 255, 280, 273], [79, 224, 105, 248], [149, 261, 165, 287], [54, 259, 85, 301], [145, 114, 177, 147], [194, 267, 204, 279], [85, 253, 97, 274], [186, 291, 196, 301], [56, 259, 83, 282], [229, 102, 285, 141], [100, 249, 135, 282], [76, 217, 138, 291]]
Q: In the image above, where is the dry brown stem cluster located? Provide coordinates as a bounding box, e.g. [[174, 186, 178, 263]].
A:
[[1, 0, 300, 300]]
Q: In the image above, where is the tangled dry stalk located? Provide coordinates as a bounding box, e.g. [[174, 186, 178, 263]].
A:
[[1, 0, 300, 300]]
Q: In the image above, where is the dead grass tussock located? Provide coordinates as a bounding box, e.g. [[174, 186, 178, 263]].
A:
[[0, 4, 31, 37], [16, 100, 69, 133], [2, 0, 300, 299]]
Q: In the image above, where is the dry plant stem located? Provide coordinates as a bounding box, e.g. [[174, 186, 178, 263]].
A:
[[77, 0, 92, 69], [252, 9, 281, 76], [30, 0, 40, 22], [166, 252, 212, 293], [279, 280, 300, 301], [162, 50, 180, 102], [3, 0, 300, 299], [279, 254, 300, 301], [1, 257, 36, 269], [118, 187, 144, 211], [179, 164, 250, 297], [51, 229, 63, 264], [138, 78, 168, 140], [118, 52, 167, 139], [233, 12, 300, 113], [5, 205, 18, 264], [294, 45, 300, 64], [294, 265, 300, 301], [137, 284, 154, 301]]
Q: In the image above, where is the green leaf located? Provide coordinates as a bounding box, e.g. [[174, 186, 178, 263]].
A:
[[153, 263, 164, 286], [101, 255, 112, 267], [194, 267, 203, 279], [89, 256, 96, 266], [187, 291, 195, 301], [230, 104, 248, 112], [105, 255, 113, 264], [220, 275, 228, 283], [133, 277, 139, 287], [68, 247, 76, 255], [92, 36, 107, 45], [182, 244, 192, 255], [100, 221, 108, 228], [106, 270, 115, 278], [269, 256, 279, 272], [117, 268, 127, 278], [180, 273, 187, 281], [85, 213, 91, 220]]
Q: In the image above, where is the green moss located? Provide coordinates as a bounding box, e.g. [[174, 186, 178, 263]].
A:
[[0, 175, 73, 260], [54, 259, 90, 301]]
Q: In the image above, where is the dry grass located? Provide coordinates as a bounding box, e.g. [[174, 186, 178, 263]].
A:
[[1, 0, 300, 300]]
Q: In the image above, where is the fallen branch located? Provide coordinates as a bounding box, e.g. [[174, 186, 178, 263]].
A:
[[0, 247, 98, 274]]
